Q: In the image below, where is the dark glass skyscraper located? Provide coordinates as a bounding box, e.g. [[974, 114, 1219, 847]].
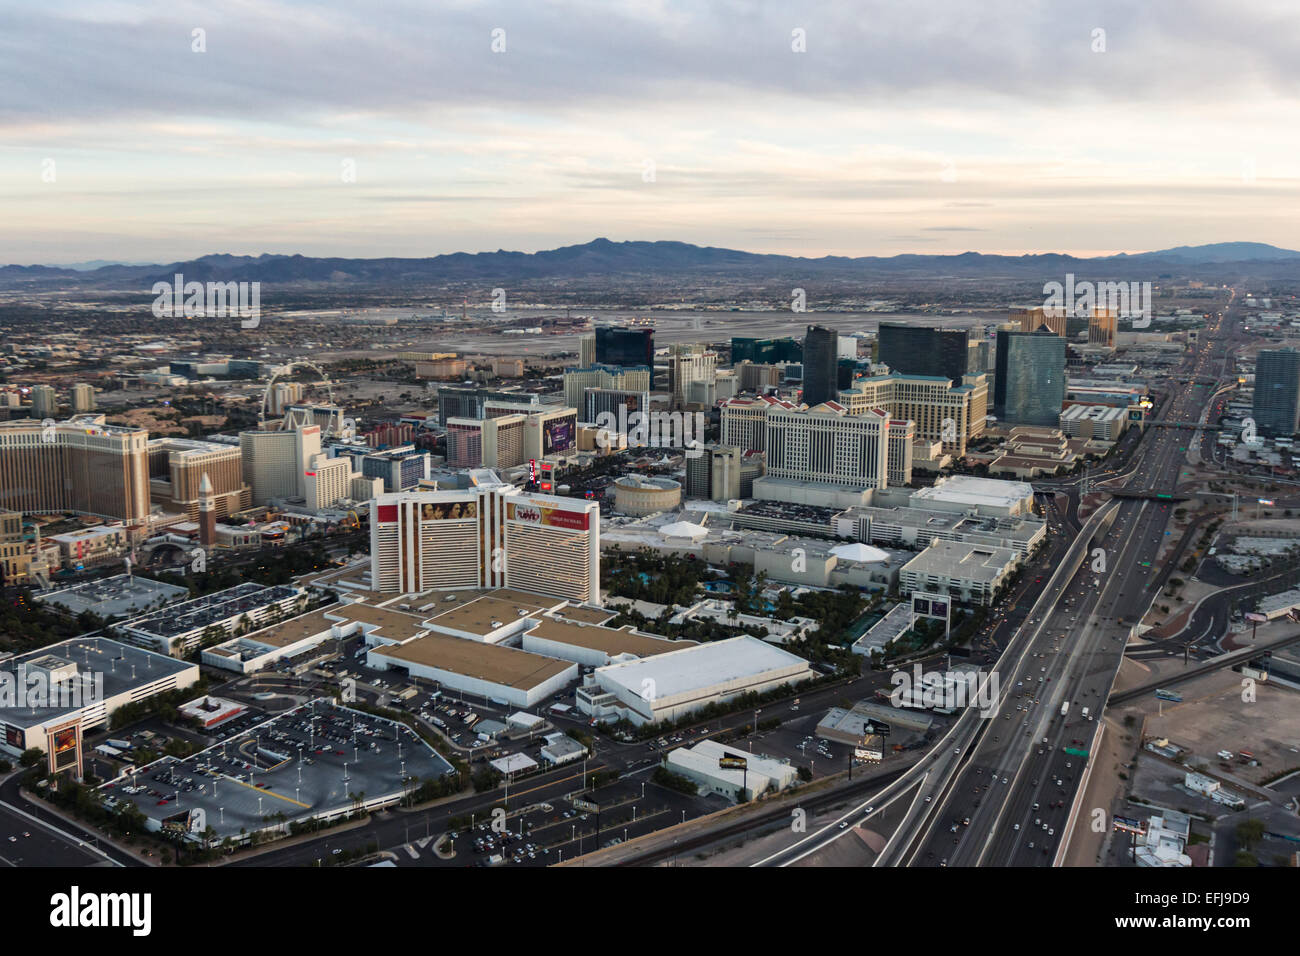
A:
[[993, 330, 1066, 426], [1253, 348, 1300, 437], [732, 336, 802, 365], [877, 324, 970, 383], [595, 326, 655, 368], [802, 325, 839, 406]]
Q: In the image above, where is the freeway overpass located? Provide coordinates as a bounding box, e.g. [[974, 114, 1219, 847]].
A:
[[1104, 489, 1190, 502], [1142, 420, 1222, 431], [1108, 631, 1300, 705]]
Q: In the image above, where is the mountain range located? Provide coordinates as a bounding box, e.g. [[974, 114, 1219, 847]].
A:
[[3, 239, 1298, 291]]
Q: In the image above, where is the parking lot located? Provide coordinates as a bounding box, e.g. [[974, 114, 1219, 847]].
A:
[[102, 699, 456, 842], [36, 572, 189, 617], [444, 775, 719, 867]]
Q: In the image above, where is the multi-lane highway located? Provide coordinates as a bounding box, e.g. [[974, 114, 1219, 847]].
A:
[[750, 299, 1241, 869], [898, 303, 1240, 866]]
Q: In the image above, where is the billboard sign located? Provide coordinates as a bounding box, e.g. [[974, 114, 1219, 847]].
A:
[[53, 727, 78, 753], [420, 501, 477, 521], [507, 501, 590, 531], [718, 756, 748, 771], [913, 593, 949, 621], [543, 415, 576, 456]]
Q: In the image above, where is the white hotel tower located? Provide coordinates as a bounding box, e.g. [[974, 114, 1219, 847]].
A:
[[369, 486, 600, 603]]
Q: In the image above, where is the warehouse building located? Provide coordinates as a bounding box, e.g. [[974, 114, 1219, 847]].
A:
[[906, 475, 1035, 517], [832, 699, 935, 734], [663, 739, 798, 802], [575, 636, 812, 726], [369, 629, 576, 709], [519, 616, 691, 668], [540, 732, 587, 766]]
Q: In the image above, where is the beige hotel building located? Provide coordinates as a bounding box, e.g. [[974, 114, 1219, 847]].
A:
[[0, 417, 150, 522]]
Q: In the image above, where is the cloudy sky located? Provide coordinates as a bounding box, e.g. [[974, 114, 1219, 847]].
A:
[[2, 0, 1299, 264]]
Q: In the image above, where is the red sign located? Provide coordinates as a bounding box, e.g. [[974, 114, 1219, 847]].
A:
[[376, 504, 398, 523], [508, 502, 589, 530]]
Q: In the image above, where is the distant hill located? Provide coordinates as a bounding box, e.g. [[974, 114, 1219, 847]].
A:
[[1119, 242, 1300, 263], [3, 238, 1299, 291]]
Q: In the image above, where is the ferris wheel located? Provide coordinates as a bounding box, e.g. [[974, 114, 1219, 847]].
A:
[[260, 359, 335, 427]]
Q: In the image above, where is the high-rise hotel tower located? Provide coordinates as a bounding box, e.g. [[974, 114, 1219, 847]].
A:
[[369, 486, 600, 603]]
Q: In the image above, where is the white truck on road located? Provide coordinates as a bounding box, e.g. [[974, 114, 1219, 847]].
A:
[[1060, 701, 1070, 717]]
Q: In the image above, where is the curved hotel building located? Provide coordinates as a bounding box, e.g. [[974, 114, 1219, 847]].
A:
[[0, 417, 150, 521], [370, 486, 599, 603]]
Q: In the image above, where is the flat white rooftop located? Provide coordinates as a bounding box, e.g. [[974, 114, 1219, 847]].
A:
[[596, 635, 808, 701], [911, 475, 1033, 510]]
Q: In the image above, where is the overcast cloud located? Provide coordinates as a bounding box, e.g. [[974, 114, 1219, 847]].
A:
[[2, 0, 1298, 262]]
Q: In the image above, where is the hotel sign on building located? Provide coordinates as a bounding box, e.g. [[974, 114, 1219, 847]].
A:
[[507, 499, 591, 530]]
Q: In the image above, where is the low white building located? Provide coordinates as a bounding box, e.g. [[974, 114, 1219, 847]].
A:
[[906, 475, 1035, 517], [490, 752, 539, 776], [1136, 812, 1193, 867], [663, 739, 797, 802], [540, 732, 587, 766], [576, 635, 813, 727], [506, 711, 546, 735], [201, 607, 342, 674]]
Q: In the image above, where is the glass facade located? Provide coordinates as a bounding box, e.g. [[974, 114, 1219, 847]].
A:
[[732, 336, 802, 365], [595, 326, 655, 368], [801, 325, 839, 406], [993, 330, 1066, 426], [877, 323, 970, 383], [1253, 348, 1300, 437]]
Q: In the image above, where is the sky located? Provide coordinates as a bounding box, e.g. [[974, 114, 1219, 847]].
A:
[[2, 0, 1299, 264]]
